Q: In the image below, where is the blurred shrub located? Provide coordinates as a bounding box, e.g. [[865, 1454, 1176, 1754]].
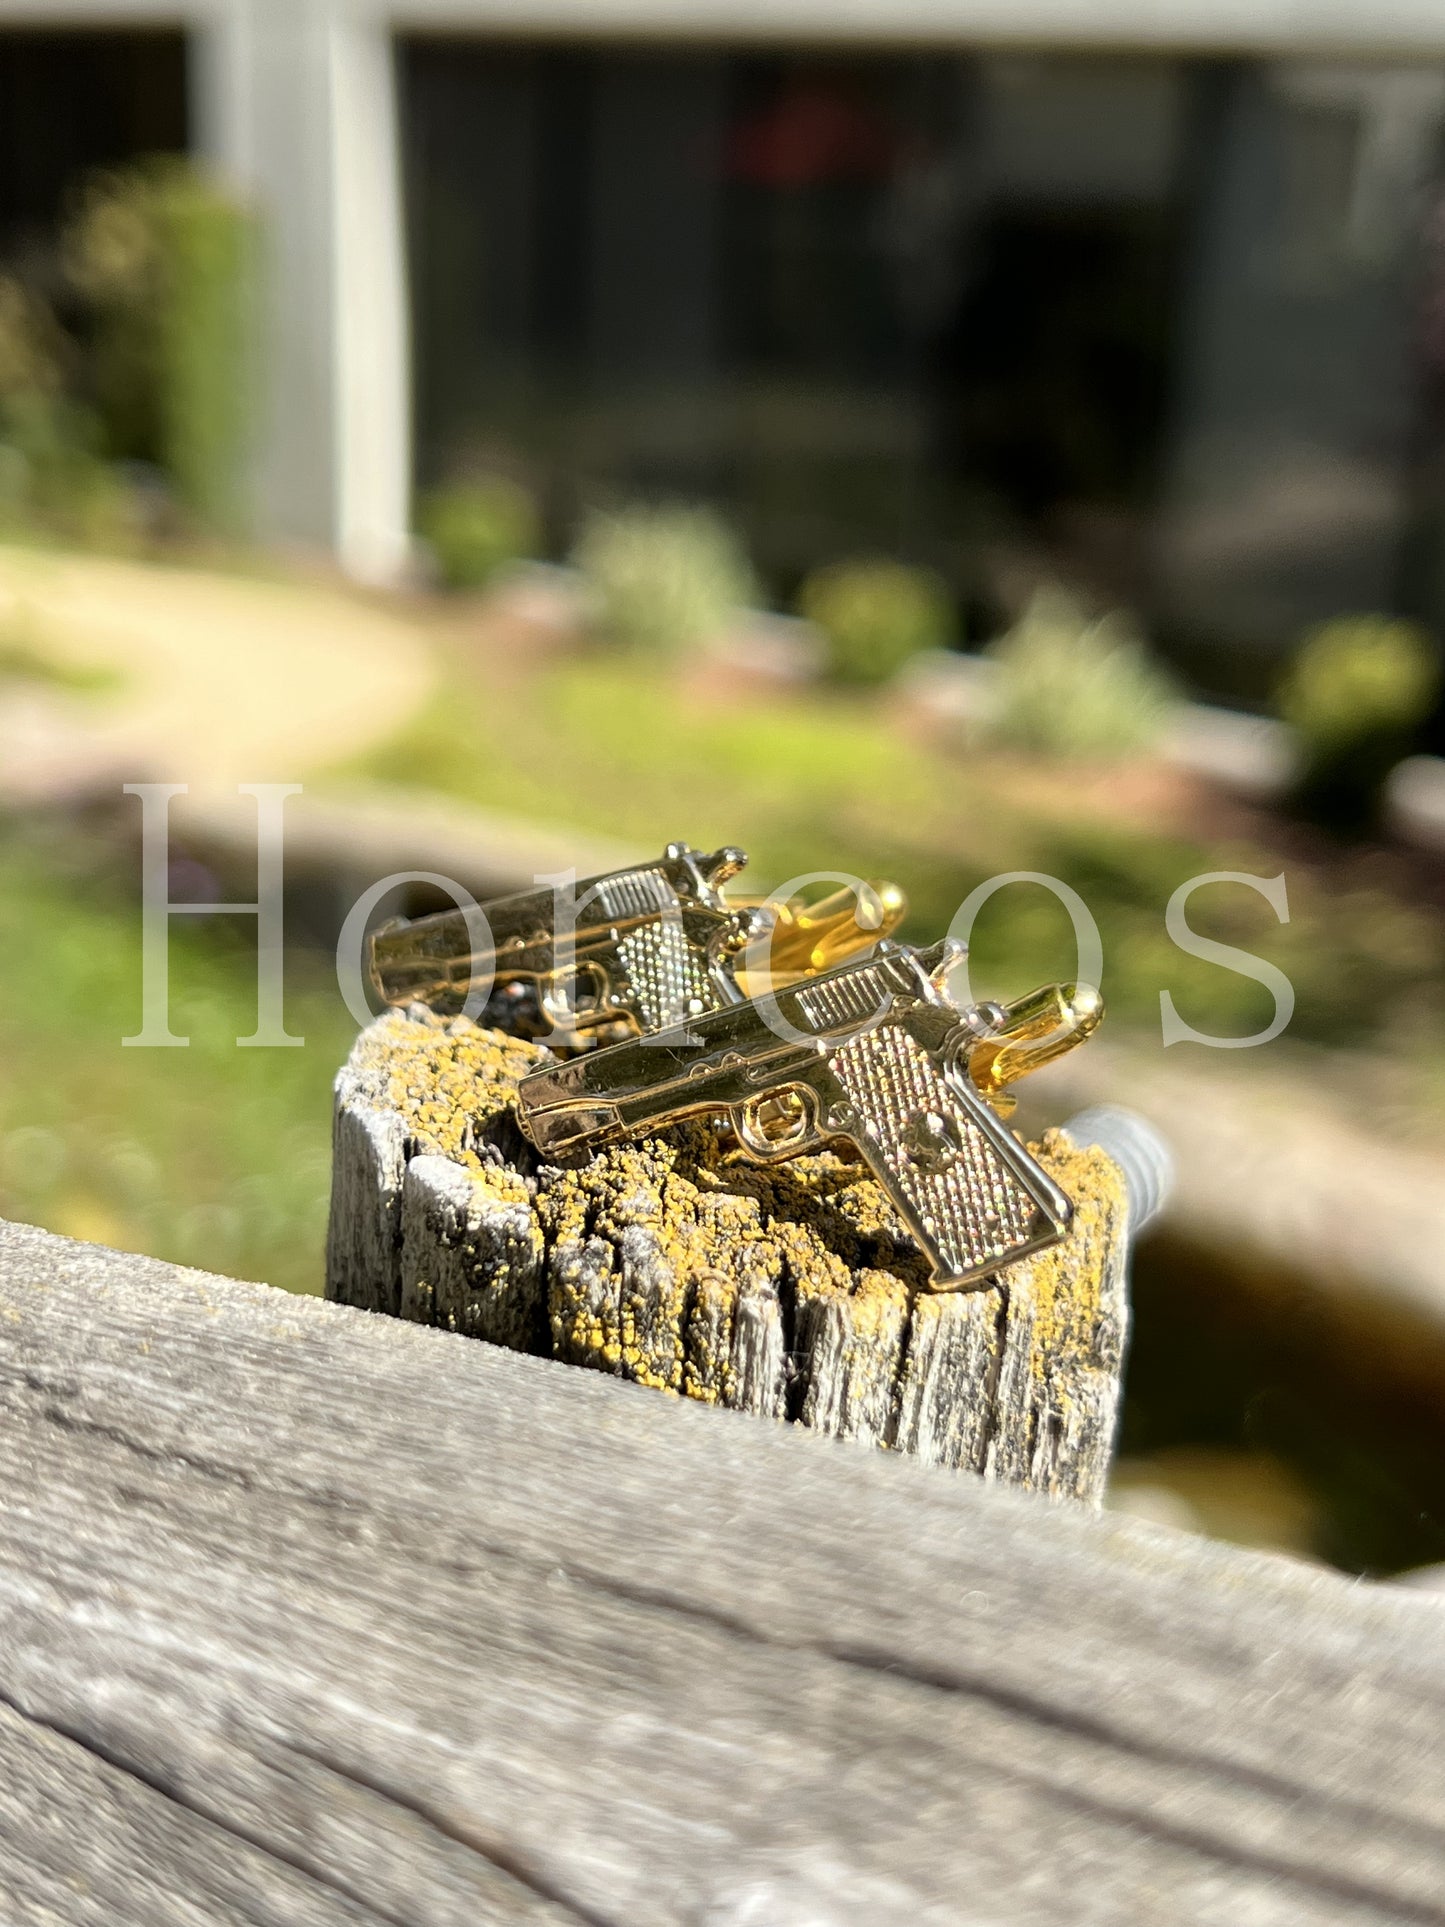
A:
[[0, 275, 71, 527], [417, 477, 540, 591], [572, 502, 757, 654], [64, 159, 255, 535], [0, 276, 64, 421], [798, 558, 954, 684], [0, 275, 140, 549], [984, 589, 1176, 760], [1278, 615, 1439, 831]]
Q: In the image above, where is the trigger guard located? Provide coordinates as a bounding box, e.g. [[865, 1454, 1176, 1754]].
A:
[[539, 959, 612, 1028], [734, 1086, 821, 1160]]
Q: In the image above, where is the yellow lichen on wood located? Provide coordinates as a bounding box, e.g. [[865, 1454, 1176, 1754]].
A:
[[368, 1008, 546, 1210], [1018, 1128, 1129, 1388], [339, 1007, 1129, 1494]]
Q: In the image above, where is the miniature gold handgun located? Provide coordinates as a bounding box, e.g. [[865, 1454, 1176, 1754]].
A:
[[368, 844, 908, 1046], [368, 843, 767, 1043], [516, 938, 1103, 1291]]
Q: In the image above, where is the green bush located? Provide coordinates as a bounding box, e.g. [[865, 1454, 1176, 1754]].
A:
[[984, 588, 1176, 760], [0, 276, 64, 421], [64, 159, 255, 535], [3, 406, 142, 551], [0, 275, 87, 534], [572, 502, 757, 654], [0, 393, 136, 554], [1279, 615, 1438, 749], [417, 477, 540, 591], [1277, 615, 1439, 831], [798, 558, 954, 684]]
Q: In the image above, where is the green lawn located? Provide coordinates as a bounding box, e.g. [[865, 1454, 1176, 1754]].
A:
[[353, 646, 1445, 1057], [0, 827, 354, 1294], [4, 637, 1442, 1302]]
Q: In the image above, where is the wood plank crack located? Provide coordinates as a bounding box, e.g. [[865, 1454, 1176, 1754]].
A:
[[1029, 1772, 1445, 1926], [275, 1738, 623, 1927], [0, 1683, 402, 1927], [532, 1553, 1445, 1875]]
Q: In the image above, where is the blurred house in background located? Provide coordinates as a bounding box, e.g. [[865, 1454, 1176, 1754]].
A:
[[4, 2, 1445, 692]]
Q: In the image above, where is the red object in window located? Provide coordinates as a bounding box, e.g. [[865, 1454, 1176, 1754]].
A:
[[727, 82, 895, 188]]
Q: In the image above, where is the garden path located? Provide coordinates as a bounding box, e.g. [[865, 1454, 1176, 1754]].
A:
[[0, 543, 435, 802]]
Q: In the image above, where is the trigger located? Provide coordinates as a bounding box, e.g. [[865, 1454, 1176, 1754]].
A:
[[740, 1089, 814, 1154], [540, 961, 609, 1027]]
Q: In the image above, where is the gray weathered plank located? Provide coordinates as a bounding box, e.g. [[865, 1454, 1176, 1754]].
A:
[[0, 1703, 389, 1927], [2, 1216, 1443, 1927]]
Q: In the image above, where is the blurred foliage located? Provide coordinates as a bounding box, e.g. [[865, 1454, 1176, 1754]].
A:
[[0, 277, 67, 477], [0, 158, 256, 545], [63, 159, 256, 535], [1278, 615, 1440, 833], [985, 588, 1177, 760], [0, 277, 64, 407], [417, 476, 540, 591], [1280, 616, 1439, 749], [0, 828, 352, 1294], [352, 644, 1445, 1053], [797, 557, 955, 685], [0, 274, 131, 545], [572, 502, 757, 654]]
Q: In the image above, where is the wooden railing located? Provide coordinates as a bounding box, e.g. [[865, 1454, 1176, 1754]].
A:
[[1, 1214, 1441, 1923]]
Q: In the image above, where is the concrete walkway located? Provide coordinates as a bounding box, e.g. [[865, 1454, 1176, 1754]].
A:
[[0, 544, 436, 803]]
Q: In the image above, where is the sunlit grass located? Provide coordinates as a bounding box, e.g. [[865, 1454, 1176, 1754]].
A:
[[0, 829, 353, 1293], [354, 646, 1445, 1050], [4, 637, 1443, 1302]]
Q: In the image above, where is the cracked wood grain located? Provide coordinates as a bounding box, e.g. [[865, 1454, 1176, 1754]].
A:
[[1, 1217, 1443, 1925]]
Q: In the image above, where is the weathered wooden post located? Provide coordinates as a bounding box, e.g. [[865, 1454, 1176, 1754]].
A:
[[327, 1006, 1168, 1501]]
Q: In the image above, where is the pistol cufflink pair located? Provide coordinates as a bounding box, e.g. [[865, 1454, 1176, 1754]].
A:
[[367, 843, 1102, 1293]]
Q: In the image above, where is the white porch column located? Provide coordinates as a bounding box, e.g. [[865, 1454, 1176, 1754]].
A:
[[193, 0, 412, 582]]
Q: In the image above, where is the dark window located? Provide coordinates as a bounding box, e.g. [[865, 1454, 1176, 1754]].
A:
[[402, 44, 1189, 615], [400, 39, 1445, 686], [0, 30, 188, 259]]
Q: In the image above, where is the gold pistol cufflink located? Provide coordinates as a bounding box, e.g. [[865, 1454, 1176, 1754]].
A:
[[367, 842, 908, 1048], [515, 937, 1103, 1292]]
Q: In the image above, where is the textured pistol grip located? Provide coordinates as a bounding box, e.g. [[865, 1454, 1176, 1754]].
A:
[[613, 915, 730, 1032], [827, 1018, 1073, 1290]]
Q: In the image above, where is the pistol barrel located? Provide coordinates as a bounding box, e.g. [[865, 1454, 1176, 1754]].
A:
[[966, 982, 1103, 1095], [735, 878, 908, 988]]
